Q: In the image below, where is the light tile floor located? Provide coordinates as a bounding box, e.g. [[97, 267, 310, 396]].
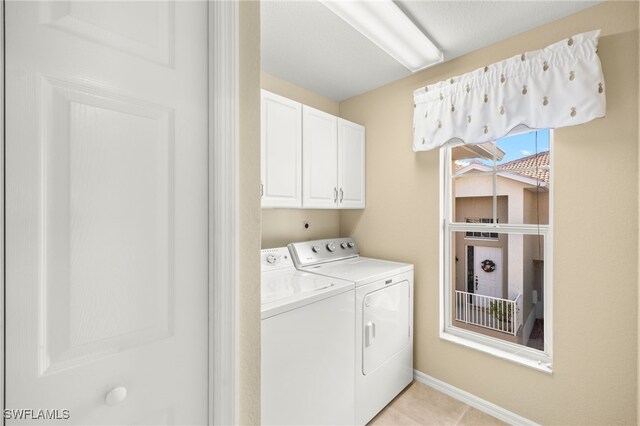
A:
[[368, 381, 508, 426]]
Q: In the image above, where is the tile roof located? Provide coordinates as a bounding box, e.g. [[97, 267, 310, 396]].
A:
[[498, 151, 549, 183], [453, 151, 549, 184]]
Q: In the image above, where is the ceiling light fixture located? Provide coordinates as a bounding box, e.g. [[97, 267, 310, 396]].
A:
[[320, 0, 443, 72]]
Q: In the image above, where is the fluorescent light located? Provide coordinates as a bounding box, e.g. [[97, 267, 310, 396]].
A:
[[320, 0, 443, 72]]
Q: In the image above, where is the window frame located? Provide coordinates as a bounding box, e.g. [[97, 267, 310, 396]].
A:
[[439, 130, 554, 374]]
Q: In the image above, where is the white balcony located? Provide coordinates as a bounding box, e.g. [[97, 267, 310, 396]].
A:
[[455, 291, 521, 336]]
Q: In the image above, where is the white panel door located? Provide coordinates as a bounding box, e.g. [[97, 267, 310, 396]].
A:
[[474, 247, 503, 298], [302, 106, 338, 208], [6, 2, 208, 424], [337, 118, 365, 209], [261, 90, 302, 208]]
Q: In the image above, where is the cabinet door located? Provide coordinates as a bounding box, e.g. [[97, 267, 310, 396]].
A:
[[338, 118, 366, 209], [303, 106, 338, 208], [261, 90, 302, 208]]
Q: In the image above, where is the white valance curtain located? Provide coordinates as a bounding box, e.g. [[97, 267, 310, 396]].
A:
[[412, 30, 606, 152]]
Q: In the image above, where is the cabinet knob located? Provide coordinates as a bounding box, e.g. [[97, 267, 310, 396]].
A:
[[105, 386, 127, 406]]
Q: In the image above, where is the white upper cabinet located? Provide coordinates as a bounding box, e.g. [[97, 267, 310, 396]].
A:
[[261, 90, 302, 208], [302, 106, 339, 208], [261, 90, 365, 209], [337, 118, 366, 209]]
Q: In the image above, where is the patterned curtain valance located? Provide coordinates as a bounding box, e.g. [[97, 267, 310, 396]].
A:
[[412, 30, 606, 152]]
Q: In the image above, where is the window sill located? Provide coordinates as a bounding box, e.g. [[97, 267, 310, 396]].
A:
[[441, 326, 553, 374]]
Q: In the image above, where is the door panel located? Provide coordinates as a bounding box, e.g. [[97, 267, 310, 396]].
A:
[[40, 1, 174, 66], [261, 90, 302, 208], [362, 281, 410, 375], [6, 1, 208, 424], [302, 105, 338, 208], [474, 246, 503, 298], [338, 118, 365, 209], [39, 77, 174, 376]]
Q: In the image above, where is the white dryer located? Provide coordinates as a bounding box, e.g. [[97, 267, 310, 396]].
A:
[[260, 247, 355, 425], [288, 238, 414, 425]]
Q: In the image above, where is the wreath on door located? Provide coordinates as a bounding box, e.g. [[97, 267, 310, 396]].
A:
[[480, 259, 496, 273]]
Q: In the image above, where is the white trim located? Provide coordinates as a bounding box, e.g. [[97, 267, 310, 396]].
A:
[[450, 223, 550, 235], [413, 370, 540, 426], [1, 0, 5, 419], [544, 130, 554, 361], [456, 142, 507, 162], [439, 147, 448, 345], [442, 327, 552, 373], [209, 2, 239, 425], [455, 162, 493, 175]]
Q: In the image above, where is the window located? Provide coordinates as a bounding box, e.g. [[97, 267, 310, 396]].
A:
[[464, 218, 498, 239], [440, 129, 553, 373]]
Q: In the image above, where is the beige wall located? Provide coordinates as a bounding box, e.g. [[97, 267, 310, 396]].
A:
[[260, 72, 340, 248], [239, 2, 261, 424], [261, 72, 340, 116], [524, 190, 550, 225], [261, 209, 340, 248], [339, 2, 639, 424]]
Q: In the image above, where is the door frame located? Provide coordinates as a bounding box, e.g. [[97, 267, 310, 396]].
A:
[[0, 1, 240, 424], [1, 0, 5, 419], [209, 1, 240, 425]]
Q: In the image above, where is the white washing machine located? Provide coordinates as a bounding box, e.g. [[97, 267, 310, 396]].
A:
[[288, 238, 414, 425], [260, 247, 355, 425]]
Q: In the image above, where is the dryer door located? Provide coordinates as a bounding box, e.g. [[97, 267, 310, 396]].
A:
[[362, 280, 410, 375]]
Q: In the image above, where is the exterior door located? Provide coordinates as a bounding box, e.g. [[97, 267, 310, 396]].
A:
[[5, 1, 208, 424], [473, 246, 503, 298]]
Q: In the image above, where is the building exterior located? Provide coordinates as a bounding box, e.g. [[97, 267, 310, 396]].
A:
[[452, 151, 549, 346]]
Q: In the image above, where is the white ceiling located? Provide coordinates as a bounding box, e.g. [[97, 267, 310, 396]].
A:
[[261, 0, 600, 102]]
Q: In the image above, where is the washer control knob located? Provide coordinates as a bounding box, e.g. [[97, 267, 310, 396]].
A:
[[326, 243, 336, 252], [347, 242, 355, 248], [105, 386, 127, 406], [312, 246, 320, 253], [266, 254, 277, 264], [340, 242, 348, 249]]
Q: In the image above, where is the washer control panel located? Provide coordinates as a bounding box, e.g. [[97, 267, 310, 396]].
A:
[[261, 247, 294, 272], [288, 237, 359, 268]]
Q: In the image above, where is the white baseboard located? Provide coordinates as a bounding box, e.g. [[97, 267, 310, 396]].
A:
[[413, 370, 539, 426]]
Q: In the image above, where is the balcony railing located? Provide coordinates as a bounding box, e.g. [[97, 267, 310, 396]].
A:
[[455, 290, 521, 336]]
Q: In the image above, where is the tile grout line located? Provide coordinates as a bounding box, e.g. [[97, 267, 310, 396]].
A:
[[454, 405, 472, 425]]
